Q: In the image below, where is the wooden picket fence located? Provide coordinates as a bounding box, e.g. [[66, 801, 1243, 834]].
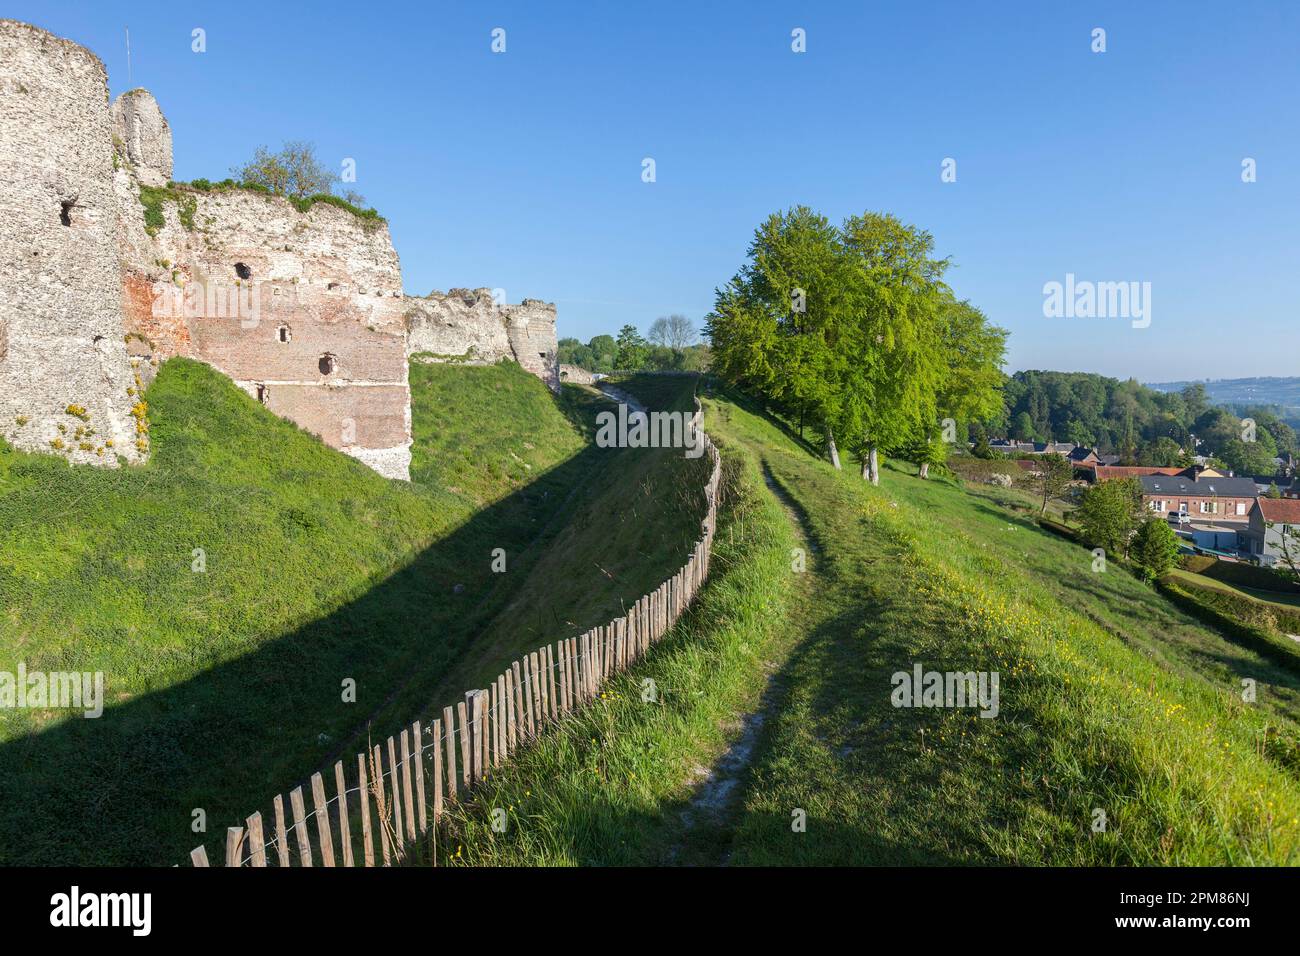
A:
[[189, 409, 721, 867]]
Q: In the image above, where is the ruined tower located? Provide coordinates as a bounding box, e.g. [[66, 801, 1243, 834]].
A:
[[2, 18, 560, 481], [0, 20, 144, 464]]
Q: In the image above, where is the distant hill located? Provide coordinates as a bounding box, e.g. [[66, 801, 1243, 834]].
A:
[[1146, 376, 1300, 412]]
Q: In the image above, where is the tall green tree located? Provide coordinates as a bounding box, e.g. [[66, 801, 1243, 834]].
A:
[[1131, 519, 1180, 583], [614, 324, 649, 370], [706, 206, 851, 465], [1079, 477, 1144, 558], [1035, 455, 1075, 516], [834, 212, 950, 484], [918, 298, 1006, 478]]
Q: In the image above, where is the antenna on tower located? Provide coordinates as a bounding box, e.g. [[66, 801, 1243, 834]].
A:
[[125, 26, 132, 85]]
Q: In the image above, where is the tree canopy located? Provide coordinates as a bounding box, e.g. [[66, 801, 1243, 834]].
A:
[[705, 207, 1006, 483]]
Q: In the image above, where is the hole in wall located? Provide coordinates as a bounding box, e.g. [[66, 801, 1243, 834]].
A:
[[256, 383, 269, 405], [60, 201, 74, 226], [234, 262, 252, 280], [327, 282, 340, 291], [319, 353, 338, 375], [277, 324, 291, 343]]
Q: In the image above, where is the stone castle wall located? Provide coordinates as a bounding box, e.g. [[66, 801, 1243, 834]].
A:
[[405, 289, 559, 390], [0, 20, 145, 466], [1, 19, 559, 480], [112, 110, 414, 479]]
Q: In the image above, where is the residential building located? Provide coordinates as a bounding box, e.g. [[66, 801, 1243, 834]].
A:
[[1139, 470, 1260, 524], [1242, 498, 1300, 568]]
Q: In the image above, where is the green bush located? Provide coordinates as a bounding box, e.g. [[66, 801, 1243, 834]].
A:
[[1131, 519, 1180, 583]]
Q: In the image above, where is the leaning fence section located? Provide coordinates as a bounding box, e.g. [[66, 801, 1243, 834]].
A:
[[190, 412, 721, 867]]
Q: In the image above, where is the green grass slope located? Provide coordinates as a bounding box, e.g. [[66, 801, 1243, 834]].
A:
[[425, 385, 1300, 866], [723, 396, 1300, 865], [409, 373, 713, 711], [0, 357, 598, 864]]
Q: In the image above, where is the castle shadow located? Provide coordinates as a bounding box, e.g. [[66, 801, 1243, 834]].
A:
[[0, 432, 643, 866]]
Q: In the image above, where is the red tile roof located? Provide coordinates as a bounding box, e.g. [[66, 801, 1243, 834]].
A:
[[1089, 465, 1184, 481], [1258, 498, 1300, 523]]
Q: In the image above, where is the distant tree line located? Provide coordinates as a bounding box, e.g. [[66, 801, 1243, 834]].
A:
[[986, 371, 1297, 473], [558, 316, 711, 374]]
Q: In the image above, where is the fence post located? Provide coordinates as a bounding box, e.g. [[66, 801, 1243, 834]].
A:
[[411, 722, 427, 835], [431, 717, 444, 822], [335, 760, 354, 867], [289, 786, 313, 867], [457, 699, 472, 790], [505, 670, 517, 753], [358, 751, 375, 867], [372, 744, 392, 866], [469, 690, 486, 786], [225, 826, 244, 867], [512, 661, 526, 742], [400, 729, 417, 842], [546, 645, 558, 718], [558, 644, 570, 714], [247, 812, 267, 867], [310, 772, 335, 867], [386, 736, 405, 858], [273, 793, 291, 868], [442, 706, 458, 802]]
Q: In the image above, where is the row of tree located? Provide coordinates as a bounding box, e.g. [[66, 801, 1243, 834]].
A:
[[558, 318, 710, 374], [705, 207, 1007, 483]]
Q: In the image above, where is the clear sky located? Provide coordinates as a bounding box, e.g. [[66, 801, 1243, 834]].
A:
[[12, 0, 1300, 381]]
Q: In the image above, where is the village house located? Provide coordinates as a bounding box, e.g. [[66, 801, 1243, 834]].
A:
[[1081, 464, 1184, 484], [1241, 498, 1300, 569], [1139, 469, 1258, 522], [988, 439, 1078, 456]]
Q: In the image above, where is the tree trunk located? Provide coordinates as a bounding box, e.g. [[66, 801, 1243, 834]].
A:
[[826, 427, 841, 470], [919, 462, 930, 479], [868, 446, 880, 485]]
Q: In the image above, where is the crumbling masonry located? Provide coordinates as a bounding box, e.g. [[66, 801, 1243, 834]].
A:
[[0, 19, 559, 481]]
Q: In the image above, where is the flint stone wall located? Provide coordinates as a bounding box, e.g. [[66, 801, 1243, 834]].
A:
[[0, 20, 144, 465]]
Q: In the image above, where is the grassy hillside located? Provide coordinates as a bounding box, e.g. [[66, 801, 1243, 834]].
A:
[[0, 358, 606, 864], [427, 383, 1300, 866], [408, 373, 713, 711]]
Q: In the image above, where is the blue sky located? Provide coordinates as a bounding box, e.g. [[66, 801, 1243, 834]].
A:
[[13, 0, 1300, 381]]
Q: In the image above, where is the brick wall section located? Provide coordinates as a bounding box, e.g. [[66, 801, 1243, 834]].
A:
[[113, 127, 414, 479]]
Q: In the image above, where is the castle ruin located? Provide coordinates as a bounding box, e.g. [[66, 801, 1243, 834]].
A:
[[0, 19, 559, 481]]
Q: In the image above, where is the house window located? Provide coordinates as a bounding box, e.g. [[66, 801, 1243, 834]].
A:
[[1150, 499, 1166, 512], [1235, 502, 1247, 516], [1200, 501, 1217, 514], [277, 324, 291, 343], [255, 384, 268, 405]]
